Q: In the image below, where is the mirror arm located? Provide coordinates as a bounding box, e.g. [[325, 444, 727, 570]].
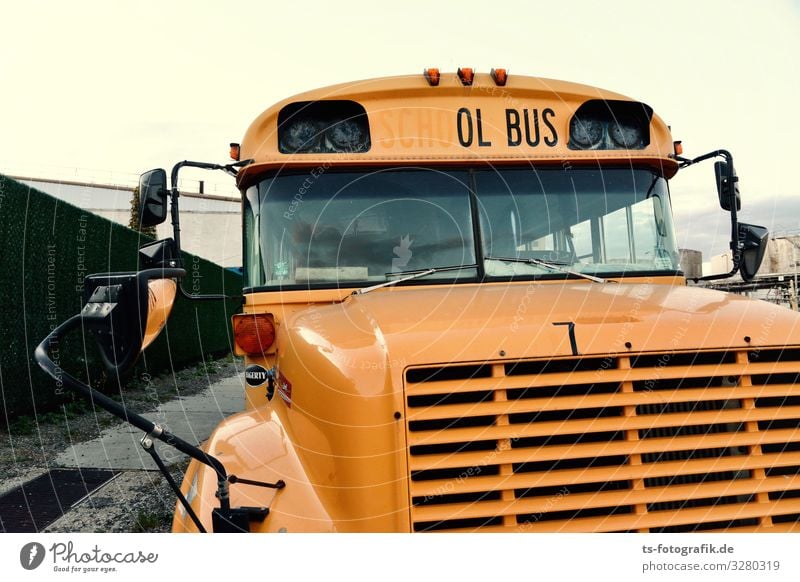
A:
[[169, 159, 254, 186], [34, 314, 232, 511], [140, 439, 207, 533], [727, 161, 742, 274], [168, 161, 228, 254], [223, 159, 254, 177], [166, 160, 252, 302], [170, 160, 231, 188], [692, 261, 739, 283], [169, 185, 182, 256], [178, 284, 242, 303], [677, 149, 732, 169]]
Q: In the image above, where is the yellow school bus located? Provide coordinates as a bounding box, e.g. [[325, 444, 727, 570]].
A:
[[37, 69, 800, 533]]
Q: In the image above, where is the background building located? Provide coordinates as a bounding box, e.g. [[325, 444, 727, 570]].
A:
[[703, 234, 800, 310], [678, 248, 703, 280], [14, 175, 241, 268]]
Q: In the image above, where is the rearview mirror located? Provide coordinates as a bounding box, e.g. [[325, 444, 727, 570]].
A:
[[738, 223, 768, 282], [139, 169, 169, 227], [81, 268, 183, 374], [139, 238, 179, 270], [714, 160, 741, 212]]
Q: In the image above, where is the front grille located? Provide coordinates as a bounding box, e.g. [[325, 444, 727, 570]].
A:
[[404, 349, 800, 532]]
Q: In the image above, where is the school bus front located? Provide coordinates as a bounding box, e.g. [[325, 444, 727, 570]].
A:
[[173, 71, 800, 533]]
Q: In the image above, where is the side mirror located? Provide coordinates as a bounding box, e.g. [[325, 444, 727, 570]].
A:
[[714, 160, 741, 212], [139, 238, 180, 269], [81, 268, 184, 374], [738, 223, 768, 282], [139, 169, 169, 227]]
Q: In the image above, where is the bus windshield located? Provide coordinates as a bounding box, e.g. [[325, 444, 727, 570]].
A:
[[243, 167, 679, 289]]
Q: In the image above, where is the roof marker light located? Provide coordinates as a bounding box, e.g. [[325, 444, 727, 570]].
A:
[[423, 68, 440, 86], [229, 142, 240, 161], [490, 68, 507, 86], [457, 67, 474, 86]]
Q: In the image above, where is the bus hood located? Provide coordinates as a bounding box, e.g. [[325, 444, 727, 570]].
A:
[[288, 282, 800, 366], [259, 282, 800, 531]]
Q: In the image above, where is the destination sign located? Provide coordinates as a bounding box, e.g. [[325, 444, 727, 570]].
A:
[[371, 107, 560, 150]]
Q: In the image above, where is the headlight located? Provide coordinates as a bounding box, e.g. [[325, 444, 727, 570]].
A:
[[278, 100, 371, 154], [609, 121, 644, 148], [569, 117, 604, 149], [327, 119, 366, 152], [568, 99, 652, 151], [281, 119, 321, 153]]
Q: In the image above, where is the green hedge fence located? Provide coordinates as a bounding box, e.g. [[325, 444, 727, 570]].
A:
[[0, 175, 242, 421]]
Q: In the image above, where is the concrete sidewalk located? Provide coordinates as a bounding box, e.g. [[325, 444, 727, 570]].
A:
[[55, 374, 245, 471]]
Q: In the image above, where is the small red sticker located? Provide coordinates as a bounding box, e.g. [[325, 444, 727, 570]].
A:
[[276, 372, 292, 408]]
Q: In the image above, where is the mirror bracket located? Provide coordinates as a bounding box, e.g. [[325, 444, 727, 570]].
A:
[[139, 238, 181, 270], [138, 160, 253, 302], [677, 149, 760, 282]]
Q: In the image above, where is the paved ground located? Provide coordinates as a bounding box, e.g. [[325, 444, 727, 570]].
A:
[[54, 374, 245, 471], [0, 358, 248, 532]]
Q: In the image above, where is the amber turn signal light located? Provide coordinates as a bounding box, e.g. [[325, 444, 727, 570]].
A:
[[233, 313, 276, 355]]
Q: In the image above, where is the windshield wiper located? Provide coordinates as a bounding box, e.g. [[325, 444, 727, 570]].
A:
[[485, 256, 611, 284], [353, 264, 478, 295]]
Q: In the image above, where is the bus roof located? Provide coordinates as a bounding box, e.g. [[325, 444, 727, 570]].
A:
[[237, 72, 678, 188]]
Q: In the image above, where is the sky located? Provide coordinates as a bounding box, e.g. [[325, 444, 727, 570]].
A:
[[1, 0, 798, 266]]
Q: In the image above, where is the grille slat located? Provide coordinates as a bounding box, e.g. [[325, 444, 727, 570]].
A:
[[405, 349, 800, 532], [443, 497, 800, 533], [412, 474, 800, 523], [408, 406, 800, 446], [408, 383, 796, 422], [405, 360, 800, 396], [702, 522, 800, 533], [409, 428, 800, 471], [410, 451, 800, 498]]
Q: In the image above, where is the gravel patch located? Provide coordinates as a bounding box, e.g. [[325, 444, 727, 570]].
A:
[[0, 355, 241, 532], [43, 465, 187, 533]]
